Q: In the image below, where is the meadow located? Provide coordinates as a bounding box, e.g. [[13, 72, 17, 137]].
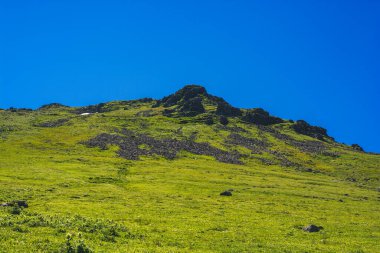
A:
[[0, 97, 379, 252]]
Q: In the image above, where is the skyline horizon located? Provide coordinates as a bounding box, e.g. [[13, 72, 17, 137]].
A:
[[1, 1, 379, 152], [1, 82, 377, 153]]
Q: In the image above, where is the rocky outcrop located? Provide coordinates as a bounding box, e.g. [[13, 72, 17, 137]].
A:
[[155, 85, 207, 108], [351, 144, 364, 152], [7, 107, 33, 112], [38, 103, 68, 110], [303, 225, 323, 232], [215, 101, 242, 117], [153, 85, 242, 118], [35, 118, 70, 127], [153, 85, 207, 116], [220, 190, 232, 196], [1, 200, 28, 208], [292, 120, 332, 141], [219, 116, 229, 125], [73, 103, 109, 114], [179, 97, 205, 116], [226, 133, 269, 154], [241, 108, 283, 125], [83, 129, 242, 164]]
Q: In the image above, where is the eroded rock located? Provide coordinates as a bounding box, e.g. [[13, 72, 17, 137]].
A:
[[83, 129, 242, 164], [242, 108, 283, 125], [303, 224, 323, 232], [292, 120, 332, 141], [220, 191, 232, 196]]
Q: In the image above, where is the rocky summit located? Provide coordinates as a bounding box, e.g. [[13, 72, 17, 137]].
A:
[[0, 85, 379, 252]]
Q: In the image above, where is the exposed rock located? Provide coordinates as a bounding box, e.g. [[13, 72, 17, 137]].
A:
[[73, 103, 108, 114], [7, 107, 33, 112], [123, 98, 154, 110], [179, 97, 205, 116], [154, 85, 243, 118], [216, 125, 248, 133], [35, 118, 70, 127], [162, 109, 175, 117], [135, 110, 154, 117], [291, 140, 327, 154], [83, 129, 242, 164], [1, 200, 28, 208], [15, 200, 28, 208], [292, 120, 332, 141], [136, 98, 154, 103], [204, 115, 214, 125], [227, 133, 269, 154], [153, 85, 209, 117], [219, 116, 229, 125], [215, 101, 242, 117], [155, 85, 207, 108], [351, 144, 364, 152], [38, 103, 68, 110], [258, 126, 337, 156], [303, 225, 323, 232], [220, 190, 232, 196], [242, 108, 283, 125]]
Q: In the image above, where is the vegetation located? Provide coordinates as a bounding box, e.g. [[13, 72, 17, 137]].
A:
[[0, 86, 379, 252]]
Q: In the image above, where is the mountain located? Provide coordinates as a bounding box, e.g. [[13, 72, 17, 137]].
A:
[[0, 85, 379, 253]]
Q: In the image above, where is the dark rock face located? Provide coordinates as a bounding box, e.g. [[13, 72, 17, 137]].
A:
[[35, 118, 69, 127], [216, 125, 248, 133], [153, 85, 208, 116], [220, 190, 232, 196], [227, 133, 269, 154], [179, 97, 205, 116], [7, 107, 33, 112], [351, 144, 364, 152], [15, 200, 28, 208], [219, 116, 229, 125], [162, 109, 175, 117], [292, 120, 332, 141], [154, 85, 242, 118], [225, 132, 301, 167], [38, 103, 68, 110], [215, 101, 242, 117], [204, 115, 214, 125], [156, 85, 207, 108], [303, 225, 323, 232], [136, 98, 154, 103], [135, 110, 154, 117], [242, 108, 283, 125], [73, 103, 108, 114], [258, 125, 339, 157], [83, 129, 242, 164], [1, 200, 28, 208]]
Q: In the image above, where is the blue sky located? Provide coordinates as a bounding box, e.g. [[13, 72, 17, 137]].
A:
[[1, 0, 379, 152]]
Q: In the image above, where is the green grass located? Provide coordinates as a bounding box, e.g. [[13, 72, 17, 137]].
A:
[[0, 105, 379, 253]]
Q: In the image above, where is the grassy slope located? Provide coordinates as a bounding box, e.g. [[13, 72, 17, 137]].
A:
[[0, 104, 379, 253]]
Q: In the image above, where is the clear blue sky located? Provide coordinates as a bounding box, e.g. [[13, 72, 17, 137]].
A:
[[1, 0, 379, 152]]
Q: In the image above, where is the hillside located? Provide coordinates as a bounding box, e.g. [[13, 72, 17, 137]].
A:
[[0, 85, 379, 253]]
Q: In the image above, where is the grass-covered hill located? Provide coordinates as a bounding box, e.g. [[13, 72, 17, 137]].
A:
[[0, 85, 379, 253]]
